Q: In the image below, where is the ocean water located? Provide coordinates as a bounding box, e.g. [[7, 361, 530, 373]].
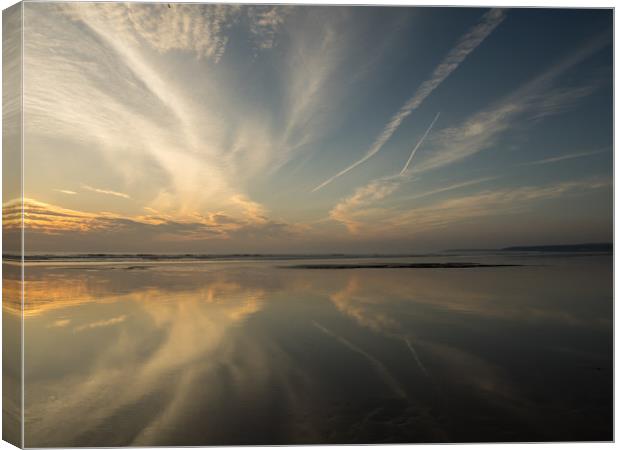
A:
[[7, 253, 613, 445]]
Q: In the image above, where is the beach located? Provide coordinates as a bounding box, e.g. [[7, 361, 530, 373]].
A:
[[11, 252, 612, 446]]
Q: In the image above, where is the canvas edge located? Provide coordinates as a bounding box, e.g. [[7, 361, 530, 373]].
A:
[[2, 1, 24, 448]]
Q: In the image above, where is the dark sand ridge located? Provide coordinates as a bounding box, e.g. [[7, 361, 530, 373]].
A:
[[283, 262, 522, 269]]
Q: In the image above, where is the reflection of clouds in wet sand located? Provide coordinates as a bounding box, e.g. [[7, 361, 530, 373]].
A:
[[17, 265, 269, 317], [327, 275, 516, 433], [23, 261, 612, 444], [329, 277, 431, 378], [327, 271, 513, 381], [329, 268, 610, 330], [25, 269, 268, 446], [324, 268, 611, 439], [25, 264, 455, 445], [313, 321, 406, 398]]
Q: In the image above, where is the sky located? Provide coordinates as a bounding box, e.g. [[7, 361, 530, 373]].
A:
[[7, 4, 613, 253]]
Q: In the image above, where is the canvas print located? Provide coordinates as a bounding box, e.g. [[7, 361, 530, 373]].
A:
[[2, 2, 613, 447]]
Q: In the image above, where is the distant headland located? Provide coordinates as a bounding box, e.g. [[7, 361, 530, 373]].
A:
[[500, 243, 612, 252], [446, 243, 612, 253]]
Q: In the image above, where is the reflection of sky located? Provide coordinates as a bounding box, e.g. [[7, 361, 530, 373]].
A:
[[7, 5, 612, 252], [23, 258, 612, 445]]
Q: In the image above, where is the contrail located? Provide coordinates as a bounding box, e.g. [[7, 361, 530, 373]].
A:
[[312, 8, 507, 192], [400, 112, 440, 175], [82, 184, 130, 199], [327, 112, 439, 230]]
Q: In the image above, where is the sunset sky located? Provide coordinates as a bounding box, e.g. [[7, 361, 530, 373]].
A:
[[11, 4, 613, 253]]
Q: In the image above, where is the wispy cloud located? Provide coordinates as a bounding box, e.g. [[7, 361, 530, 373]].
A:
[[25, 3, 240, 218], [229, 194, 268, 223], [24, 4, 353, 224], [73, 315, 127, 333], [520, 148, 606, 166], [248, 5, 291, 50], [330, 112, 440, 232], [312, 8, 507, 191], [82, 185, 131, 199], [19, 5, 611, 252], [63, 3, 242, 62], [4, 198, 301, 251], [331, 177, 608, 237], [413, 32, 610, 174], [404, 176, 498, 202], [48, 319, 71, 328], [270, 11, 351, 172], [330, 178, 402, 233], [386, 178, 610, 233]]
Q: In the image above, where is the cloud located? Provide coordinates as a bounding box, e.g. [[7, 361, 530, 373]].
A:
[[25, 4, 229, 213], [23, 4, 357, 227], [528, 84, 599, 120], [63, 3, 291, 60], [54, 189, 77, 195], [404, 176, 498, 202], [82, 185, 130, 199], [330, 177, 402, 233], [61, 3, 241, 62], [19, 5, 611, 253], [24, 3, 273, 222], [386, 178, 610, 233], [4, 198, 114, 233], [3, 5, 21, 138], [24, 4, 426, 246], [269, 10, 353, 173], [312, 8, 507, 191], [247, 6, 291, 50], [520, 148, 607, 166], [330, 112, 441, 233], [226, 8, 375, 180], [4, 198, 301, 251], [229, 194, 268, 223], [329, 82, 616, 244], [414, 88, 599, 174], [73, 315, 127, 333], [330, 177, 608, 236], [412, 32, 610, 174], [48, 319, 71, 328]]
